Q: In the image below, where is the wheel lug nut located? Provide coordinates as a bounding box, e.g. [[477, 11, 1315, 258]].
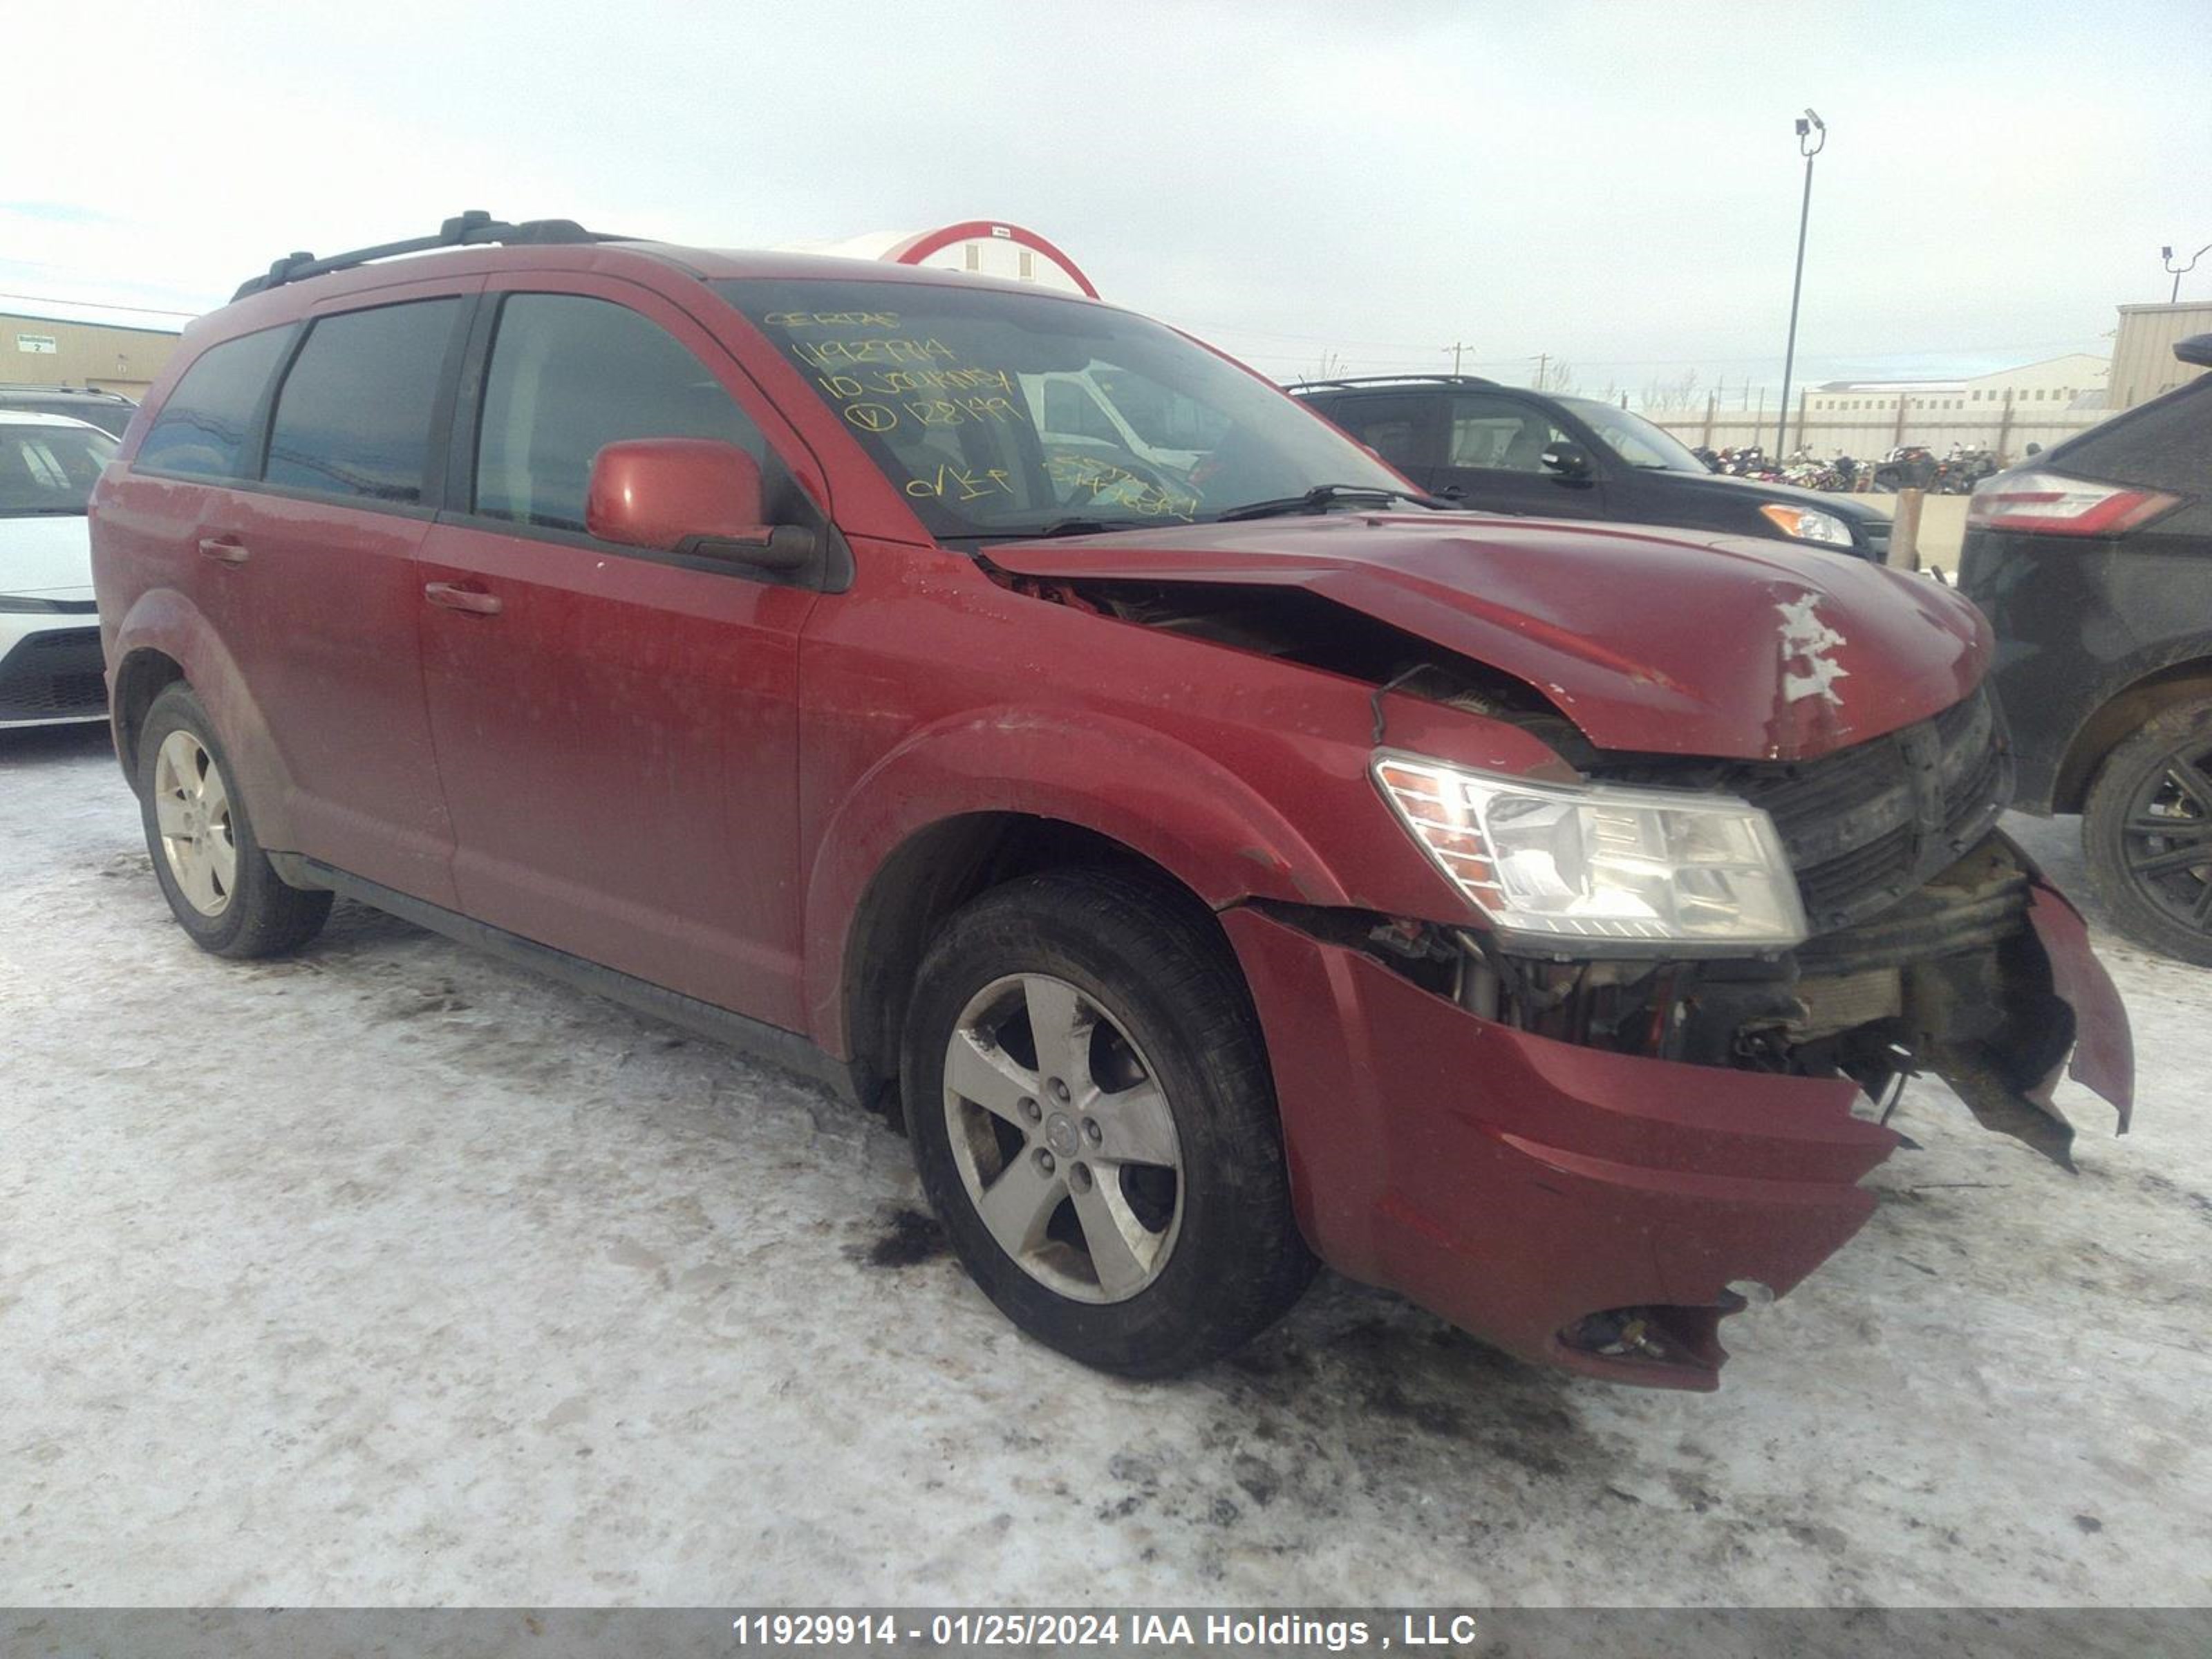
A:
[[1069, 1163, 1093, 1194], [1018, 1096, 1041, 1123], [1035, 1149, 1056, 1176], [1082, 1118, 1102, 1147], [1049, 1077, 1071, 1103]]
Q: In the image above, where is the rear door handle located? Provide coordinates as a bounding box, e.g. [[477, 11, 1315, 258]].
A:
[[197, 536, 250, 564], [423, 581, 503, 617]]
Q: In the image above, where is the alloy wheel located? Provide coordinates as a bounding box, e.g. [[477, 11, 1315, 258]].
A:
[[941, 973, 1184, 1304], [151, 729, 238, 917], [2120, 738, 2212, 937]]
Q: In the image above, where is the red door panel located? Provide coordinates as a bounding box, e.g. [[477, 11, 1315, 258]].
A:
[[415, 525, 814, 1025], [224, 490, 456, 903], [414, 274, 826, 1029]]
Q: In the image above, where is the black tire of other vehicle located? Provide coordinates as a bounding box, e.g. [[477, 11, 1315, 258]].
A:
[[901, 867, 1315, 1376], [138, 682, 332, 958], [2083, 693, 2212, 967]]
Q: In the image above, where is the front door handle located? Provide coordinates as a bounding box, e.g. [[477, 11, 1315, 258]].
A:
[[424, 581, 503, 617], [197, 536, 250, 564]]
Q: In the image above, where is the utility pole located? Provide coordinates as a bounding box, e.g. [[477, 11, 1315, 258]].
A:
[[1777, 108, 1827, 456], [1444, 341, 1470, 375], [1530, 353, 1549, 391]]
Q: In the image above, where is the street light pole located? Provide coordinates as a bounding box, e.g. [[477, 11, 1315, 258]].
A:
[[2163, 243, 2211, 303], [1776, 109, 1826, 458]]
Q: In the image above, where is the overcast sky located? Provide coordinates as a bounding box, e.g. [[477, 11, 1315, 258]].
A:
[[8, 0, 2207, 400]]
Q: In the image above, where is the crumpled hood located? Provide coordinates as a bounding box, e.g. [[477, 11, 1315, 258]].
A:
[[0, 513, 95, 601], [988, 512, 1990, 760]]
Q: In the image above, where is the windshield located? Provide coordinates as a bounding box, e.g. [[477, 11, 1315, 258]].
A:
[[713, 278, 1407, 539], [1558, 397, 1707, 472], [0, 422, 118, 516]]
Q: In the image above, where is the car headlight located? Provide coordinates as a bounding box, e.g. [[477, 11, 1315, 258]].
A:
[[1758, 503, 1855, 546], [1373, 752, 1808, 947]]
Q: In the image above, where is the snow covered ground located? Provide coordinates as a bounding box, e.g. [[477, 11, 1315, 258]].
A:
[[3, 720, 2208, 1608]]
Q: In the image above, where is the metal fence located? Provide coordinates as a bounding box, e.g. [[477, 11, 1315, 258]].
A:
[[1644, 404, 2106, 469]]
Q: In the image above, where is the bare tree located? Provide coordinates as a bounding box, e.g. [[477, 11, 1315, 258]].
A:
[[1535, 357, 1577, 395], [1638, 368, 1701, 413]]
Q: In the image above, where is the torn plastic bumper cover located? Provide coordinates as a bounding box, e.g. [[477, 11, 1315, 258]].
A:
[[1223, 852, 2132, 1391]]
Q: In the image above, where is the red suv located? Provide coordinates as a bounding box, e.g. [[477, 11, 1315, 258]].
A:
[[90, 214, 2133, 1390]]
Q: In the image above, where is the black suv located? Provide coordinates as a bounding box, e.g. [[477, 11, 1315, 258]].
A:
[[0, 384, 139, 438], [1291, 375, 1892, 562], [1960, 334, 2212, 964]]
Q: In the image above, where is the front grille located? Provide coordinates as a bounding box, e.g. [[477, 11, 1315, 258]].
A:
[[0, 627, 108, 720], [1797, 838, 2032, 976], [1590, 685, 2014, 935]]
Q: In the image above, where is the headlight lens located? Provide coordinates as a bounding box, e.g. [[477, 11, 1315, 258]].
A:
[[1374, 753, 1809, 946], [1759, 503, 1855, 546]]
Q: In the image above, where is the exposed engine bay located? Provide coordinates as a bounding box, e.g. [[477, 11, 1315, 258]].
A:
[[1005, 572, 2113, 1169]]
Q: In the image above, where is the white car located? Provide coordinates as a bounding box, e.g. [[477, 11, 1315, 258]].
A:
[[1, 409, 116, 728]]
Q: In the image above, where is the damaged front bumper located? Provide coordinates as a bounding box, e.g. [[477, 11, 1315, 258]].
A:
[[1223, 836, 2133, 1391]]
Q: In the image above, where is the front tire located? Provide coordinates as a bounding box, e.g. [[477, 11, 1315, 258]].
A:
[[137, 682, 332, 958], [2082, 695, 2212, 966], [901, 868, 1313, 1376]]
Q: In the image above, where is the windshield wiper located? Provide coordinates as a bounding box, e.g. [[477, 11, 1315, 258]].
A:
[[1214, 483, 1450, 522], [963, 517, 1126, 541]]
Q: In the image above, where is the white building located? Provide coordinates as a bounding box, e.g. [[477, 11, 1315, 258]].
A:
[[1804, 352, 2107, 422], [780, 221, 1098, 297], [2110, 300, 2212, 410]]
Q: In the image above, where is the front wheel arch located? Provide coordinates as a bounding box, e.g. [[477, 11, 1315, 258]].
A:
[[838, 812, 1238, 1123]]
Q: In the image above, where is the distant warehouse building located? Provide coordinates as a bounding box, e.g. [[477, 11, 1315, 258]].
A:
[[2109, 299, 2212, 410], [2, 308, 181, 402], [1804, 350, 2108, 429]]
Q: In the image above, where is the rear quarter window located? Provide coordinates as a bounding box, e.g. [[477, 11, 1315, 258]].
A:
[[135, 326, 294, 480]]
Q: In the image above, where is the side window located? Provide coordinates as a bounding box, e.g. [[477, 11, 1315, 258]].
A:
[[1321, 396, 1433, 471], [1447, 395, 1568, 473], [474, 294, 769, 534], [1042, 378, 1122, 445], [135, 327, 293, 479], [1091, 368, 1234, 451], [263, 299, 460, 504]]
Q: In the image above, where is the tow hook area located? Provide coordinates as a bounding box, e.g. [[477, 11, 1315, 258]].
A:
[[1559, 1297, 1746, 1373]]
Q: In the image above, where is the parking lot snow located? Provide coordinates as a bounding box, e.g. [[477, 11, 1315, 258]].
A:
[[3, 722, 2208, 1606]]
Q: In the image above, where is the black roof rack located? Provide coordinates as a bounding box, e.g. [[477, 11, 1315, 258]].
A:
[[1284, 373, 1505, 393], [232, 210, 636, 301], [2175, 332, 2212, 369]]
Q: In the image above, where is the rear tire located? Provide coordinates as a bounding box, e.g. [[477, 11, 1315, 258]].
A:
[[901, 868, 1313, 1376], [137, 682, 332, 959], [2082, 694, 2212, 966]]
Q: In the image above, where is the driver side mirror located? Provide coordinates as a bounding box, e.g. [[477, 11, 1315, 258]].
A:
[[585, 439, 818, 572], [1539, 440, 1594, 480]]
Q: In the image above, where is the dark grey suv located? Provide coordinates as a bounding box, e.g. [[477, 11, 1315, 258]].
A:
[[1291, 375, 1892, 561], [1960, 334, 2212, 963]]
